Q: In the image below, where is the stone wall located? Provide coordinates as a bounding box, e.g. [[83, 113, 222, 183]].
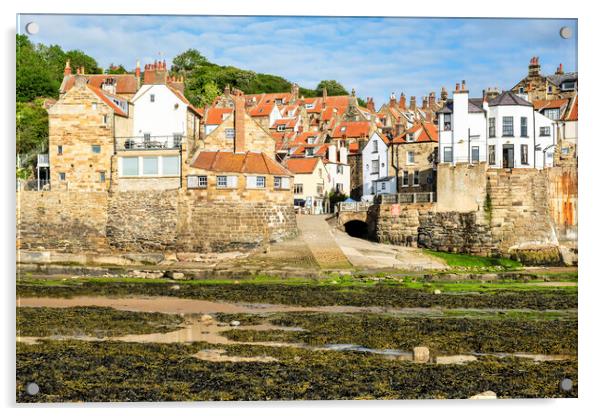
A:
[[17, 191, 110, 253], [436, 162, 488, 212], [18, 189, 297, 256], [372, 203, 434, 247]]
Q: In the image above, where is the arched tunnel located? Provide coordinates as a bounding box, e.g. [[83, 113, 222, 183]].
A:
[[343, 220, 371, 239]]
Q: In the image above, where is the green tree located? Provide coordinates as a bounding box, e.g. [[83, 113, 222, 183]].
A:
[[198, 81, 221, 108], [172, 49, 209, 74], [16, 35, 59, 102], [16, 100, 48, 156], [65, 50, 101, 74], [315, 80, 349, 97], [107, 64, 128, 74]]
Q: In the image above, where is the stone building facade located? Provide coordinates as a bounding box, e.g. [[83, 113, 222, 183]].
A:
[[511, 57, 578, 101]]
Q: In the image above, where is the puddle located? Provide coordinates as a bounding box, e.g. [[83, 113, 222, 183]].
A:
[[473, 352, 574, 362], [323, 344, 412, 359], [193, 349, 278, 363]]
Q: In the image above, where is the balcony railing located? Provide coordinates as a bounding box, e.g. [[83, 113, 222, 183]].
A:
[[116, 135, 182, 151], [338, 201, 371, 212], [37, 153, 49, 167]]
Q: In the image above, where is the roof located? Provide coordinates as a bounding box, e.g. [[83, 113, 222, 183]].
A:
[[205, 108, 233, 125], [392, 122, 438, 144], [271, 118, 297, 128], [546, 72, 578, 87], [331, 121, 371, 138], [565, 96, 578, 121], [348, 143, 360, 154], [532, 99, 569, 111], [283, 157, 321, 174], [488, 91, 532, 107], [438, 98, 485, 114], [191, 151, 291, 176], [87, 85, 128, 117], [61, 74, 138, 95]]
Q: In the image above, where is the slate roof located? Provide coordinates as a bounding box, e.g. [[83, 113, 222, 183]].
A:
[[61, 74, 138, 95], [546, 72, 578, 87], [488, 91, 532, 107], [437, 98, 485, 114]]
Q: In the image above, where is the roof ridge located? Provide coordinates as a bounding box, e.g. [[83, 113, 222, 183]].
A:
[[209, 150, 219, 171]]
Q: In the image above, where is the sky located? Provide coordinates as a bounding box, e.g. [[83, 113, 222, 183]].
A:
[[17, 15, 577, 106]]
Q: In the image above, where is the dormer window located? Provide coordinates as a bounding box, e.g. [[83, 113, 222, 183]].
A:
[[307, 136, 316, 144], [518, 87, 525, 94], [305, 148, 314, 156], [407, 133, 415, 142], [305, 103, 315, 109], [277, 125, 285, 132], [561, 81, 576, 91], [275, 99, 283, 105]]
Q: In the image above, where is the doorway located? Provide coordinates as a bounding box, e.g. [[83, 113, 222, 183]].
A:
[[502, 144, 514, 168]]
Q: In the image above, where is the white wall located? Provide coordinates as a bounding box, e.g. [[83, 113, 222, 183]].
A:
[[132, 85, 188, 138], [362, 132, 389, 196]]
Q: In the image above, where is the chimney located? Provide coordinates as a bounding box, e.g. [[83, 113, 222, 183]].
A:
[[389, 92, 396, 107], [233, 94, 246, 153], [440, 86, 448, 101], [461, 80, 467, 92], [528, 56, 541, 78], [421, 96, 428, 110], [428, 92, 435, 108], [64, 59, 71, 76], [366, 97, 375, 112], [135, 60, 141, 89], [399, 93, 406, 109], [322, 87, 327, 99], [168, 74, 185, 94], [409, 96, 416, 111], [556, 63, 564, 75], [455, 83, 460, 92], [340, 146, 348, 165], [224, 84, 231, 96], [291, 83, 299, 100], [328, 144, 337, 163], [143, 60, 168, 85]]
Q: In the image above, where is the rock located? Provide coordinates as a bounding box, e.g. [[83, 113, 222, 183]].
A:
[[435, 355, 477, 365], [200, 314, 213, 324], [230, 320, 241, 327], [469, 391, 497, 400], [433, 289, 442, 295], [123, 253, 165, 265], [163, 270, 187, 280], [217, 322, 228, 327], [413, 346, 430, 363], [170, 285, 180, 291]]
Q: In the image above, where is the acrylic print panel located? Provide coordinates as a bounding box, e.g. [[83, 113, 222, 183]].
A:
[[15, 14, 577, 402]]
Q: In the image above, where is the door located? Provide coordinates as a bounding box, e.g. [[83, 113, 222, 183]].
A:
[[502, 144, 514, 168]]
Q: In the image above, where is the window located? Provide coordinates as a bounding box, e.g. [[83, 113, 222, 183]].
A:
[[277, 125, 285, 132], [142, 156, 159, 176], [336, 165, 344, 174], [488, 118, 496, 137], [317, 184, 324, 195], [198, 176, 208, 188], [294, 184, 303, 194], [443, 114, 451, 131], [547, 85, 553, 93], [561, 81, 576, 91], [402, 171, 409, 187], [540, 126, 551, 136], [407, 151, 415, 164], [163, 156, 180, 176], [380, 182, 386, 191], [103, 114, 108, 125], [407, 133, 415, 142], [413, 170, 420, 187], [305, 103, 315, 109], [503, 117, 514, 136], [275, 99, 283, 105], [256, 176, 266, 188], [521, 144, 529, 165], [274, 176, 290, 189], [217, 176, 228, 188], [318, 168, 322, 179], [521, 117, 528, 137], [143, 133, 151, 144], [443, 147, 452, 163], [173, 134, 182, 148], [57, 145, 63, 155], [91, 145, 101, 154], [225, 128, 235, 139], [372, 140, 378, 153], [371, 160, 379, 174], [99, 171, 106, 183], [92, 103, 98, 111], [150, 94, 155, 102], [519, 87, 525, 94], [488, 145, 496, 165], [336, 183, 344, 193], [471, 146, 480, 163], [544, 108, 560, 120], [59, 172, 66, 181], [122, 157, 139, 176], [305, 148, 315, 156], [307, 136, 316, 144]]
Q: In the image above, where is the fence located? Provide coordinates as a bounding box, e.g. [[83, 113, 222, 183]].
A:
[[338, 201, 371, 212], [116, 135, 182, 151], [374, 192, 436, 204]]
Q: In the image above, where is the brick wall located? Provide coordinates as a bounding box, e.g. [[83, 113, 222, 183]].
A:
[[373, 203, 434, 247]]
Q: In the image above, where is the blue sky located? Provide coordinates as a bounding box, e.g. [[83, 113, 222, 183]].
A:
[[18, 15, 577, 106]]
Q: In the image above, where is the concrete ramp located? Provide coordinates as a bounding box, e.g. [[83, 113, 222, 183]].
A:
[[296, 215, 352, 269]]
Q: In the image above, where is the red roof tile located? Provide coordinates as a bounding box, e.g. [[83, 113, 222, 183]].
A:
[[87, 86, 127, 117], [331, 121, 371, 138], [62, 74, 138, 95], [283, 157, 320, 174], [532, 99, 569, 111], [565, 96, 578, 121], [391, 122, 438, 144], [205, 108, 233, 125], [191, 151, 291, 176]]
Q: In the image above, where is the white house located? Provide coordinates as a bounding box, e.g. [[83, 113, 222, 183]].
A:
[[438, 82, 555, 169], [324, 144, 351, 196], [361, 131, 393, 199]]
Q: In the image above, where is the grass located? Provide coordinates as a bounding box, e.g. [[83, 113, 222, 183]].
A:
[[17, 307, 184, 338], [425, 250, 522, 270]]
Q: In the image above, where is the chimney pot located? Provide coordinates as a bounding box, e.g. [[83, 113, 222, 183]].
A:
[[455, 83, 460, 92]]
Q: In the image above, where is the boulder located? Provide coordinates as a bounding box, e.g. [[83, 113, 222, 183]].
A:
[[469, 391, 497, 400], [200, 314, 213, 324], [433, 289, 442, 295], [413, 346, 430, 363], [230, 320, 241, 327]]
